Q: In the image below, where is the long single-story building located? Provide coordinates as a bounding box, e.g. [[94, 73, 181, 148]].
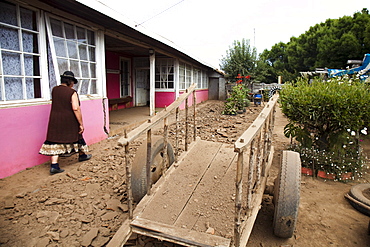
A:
[[0, 0, 225, 178]]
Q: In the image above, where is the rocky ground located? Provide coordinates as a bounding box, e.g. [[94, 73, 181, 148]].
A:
[[0, 100, 369, 247]]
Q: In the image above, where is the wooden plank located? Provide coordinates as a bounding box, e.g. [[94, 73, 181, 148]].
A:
[[138, 140, 224, 225], [174, 144, 237, 235], [108, 96, 133, 105], [106, 218, 131, 247], [131, 218, 231, 247]]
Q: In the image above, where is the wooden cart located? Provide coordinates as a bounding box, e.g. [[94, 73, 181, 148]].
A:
[[107, 84, 301, 247]]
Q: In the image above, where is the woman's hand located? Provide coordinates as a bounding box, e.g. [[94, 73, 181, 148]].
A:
[[79, 124, 84, 134]]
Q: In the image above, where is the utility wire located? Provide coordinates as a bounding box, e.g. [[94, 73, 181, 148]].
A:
[[135, 0, 185, 27]]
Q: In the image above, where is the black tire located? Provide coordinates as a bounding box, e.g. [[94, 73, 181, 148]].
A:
[[132, 136, 175, 202], [273, 150, 301, 238], [345, 194, 370, 217], [348, 184, 370, 207]]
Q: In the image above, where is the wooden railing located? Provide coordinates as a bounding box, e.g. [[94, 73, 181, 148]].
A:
[[117, 84, 197, 219], [233, 94, 279, 247]]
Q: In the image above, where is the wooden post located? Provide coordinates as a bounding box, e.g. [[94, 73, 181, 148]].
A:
[[124, 130, 133, 219], [146, 128, 152, 195], [149, 50, 155, 116], [247, 139, 256, 212], [234, 150, 244, 247], [255, 129, 263, 188], [163, 117, 168, 169], [193, 91, 196, 142], [175, 107, 179, 163], [185, 91, 189, 152], [262, 118, 269, 176]]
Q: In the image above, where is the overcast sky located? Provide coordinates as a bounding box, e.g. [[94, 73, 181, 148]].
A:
[[102, 0, 368, 69]]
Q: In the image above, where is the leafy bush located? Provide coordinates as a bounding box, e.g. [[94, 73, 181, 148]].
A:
[[280, 76, 370, 179], [222, 84, 250, 115]]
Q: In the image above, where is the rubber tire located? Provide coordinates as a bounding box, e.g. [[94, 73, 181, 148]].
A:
[[273, 150, 301, 238], [131, 136, 175, 202], [349, 184, 370, 207], [346, 194, 370, 217]]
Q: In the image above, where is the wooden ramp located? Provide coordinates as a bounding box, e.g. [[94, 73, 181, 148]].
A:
[[131, 139, 238, 246]]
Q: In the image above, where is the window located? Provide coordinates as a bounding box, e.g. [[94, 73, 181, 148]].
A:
[[179, 63, 208, 90], [46, 16, 97, 95], [120, 58, 130, 96], [193, 68, 200, 88], [155, 58, 174, 89], [0, 1, 41, 101], [201, 70, 208, 89], [179, 62, 192, 90]]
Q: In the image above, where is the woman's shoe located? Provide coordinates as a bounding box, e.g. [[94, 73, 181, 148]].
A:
[[79, 154, 92, 162], [50, 167, 65, 175]]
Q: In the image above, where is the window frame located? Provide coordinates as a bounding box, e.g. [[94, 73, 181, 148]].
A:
[[120, 57, 131, 97], [45, 13, 98, 96], [0, 1, 47, 104], [155, 58, 174, 91]]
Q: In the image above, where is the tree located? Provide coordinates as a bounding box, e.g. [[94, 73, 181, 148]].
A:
[[220, 39, 257, 82], [258, 8, 370, 82]]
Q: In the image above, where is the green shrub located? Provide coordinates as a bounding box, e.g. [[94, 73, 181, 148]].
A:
[[223, 84, 250, 115], [280, 76, 370, 179]]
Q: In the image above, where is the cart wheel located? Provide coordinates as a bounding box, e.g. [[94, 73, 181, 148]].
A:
[[132, 136, 175, 202], [273, 150, 301, 238]]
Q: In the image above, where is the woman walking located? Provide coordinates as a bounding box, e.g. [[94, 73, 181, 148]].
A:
[[39, 71, 92, 174]]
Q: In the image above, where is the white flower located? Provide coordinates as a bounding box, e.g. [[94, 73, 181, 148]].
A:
[[347, 129, 351, 132], [351, 131, 356, 136], [343, 145, 347, 148], [361, 129, 368, 135]]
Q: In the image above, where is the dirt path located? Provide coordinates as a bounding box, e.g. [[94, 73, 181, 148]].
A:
[[0, 100, 369, 246]]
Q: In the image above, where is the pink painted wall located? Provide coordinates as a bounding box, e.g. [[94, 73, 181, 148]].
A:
[[106, 73, 120, 99], [0, 99, 108, 179], [178, 89, 209, 109], [155, 92, 176, 108], [155, 89, 208, 109], [195, 89, 209, 103]]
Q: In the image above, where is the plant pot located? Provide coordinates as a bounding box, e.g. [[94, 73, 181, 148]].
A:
[[301, 167, 313, 176], [341, 172, 353, 180], [317, 170, 335, 180]]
